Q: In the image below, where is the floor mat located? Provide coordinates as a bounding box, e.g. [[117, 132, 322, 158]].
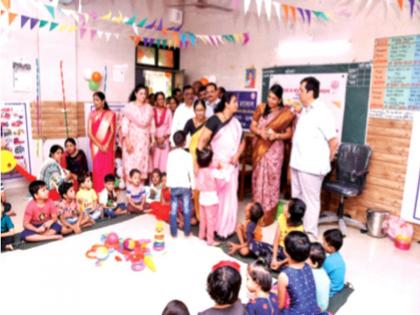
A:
[[328, 283, 354, 314], [5, 213, 143, 251]]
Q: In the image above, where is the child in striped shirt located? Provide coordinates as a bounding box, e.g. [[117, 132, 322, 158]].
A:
[[126, 169, 150, 213]]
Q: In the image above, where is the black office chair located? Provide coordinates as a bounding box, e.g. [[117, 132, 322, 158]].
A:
[[319, 143, 372, 236]]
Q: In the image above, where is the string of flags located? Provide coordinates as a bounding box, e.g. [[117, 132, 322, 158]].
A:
[[243, 0, 330, 23], [0, 0, 250, 48]]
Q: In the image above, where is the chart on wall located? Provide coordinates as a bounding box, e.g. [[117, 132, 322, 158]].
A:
[[1, 102, 32, 180], [369, 34, 420, 120], [262, 63, 371, 144], [269, 73, 348, 141], [228, 90, 258, 131]]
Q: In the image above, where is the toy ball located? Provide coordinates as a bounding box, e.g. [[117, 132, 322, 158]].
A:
[[123, 238, 136, 251], [106, 232, 119, 246], [96, 246, 109, 261], [91, 71, 102, 82]]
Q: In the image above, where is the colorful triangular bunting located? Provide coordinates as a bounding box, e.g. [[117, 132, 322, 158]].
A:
[[39, 20, 48, 28], [49, 22, 58, 31], [30, 18, 39, 30], [21, 15, 30, 28]]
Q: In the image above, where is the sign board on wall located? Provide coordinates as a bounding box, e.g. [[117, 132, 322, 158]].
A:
[[369, 34, 420, 120], [1, 102, 32, 180], [228, 90, 258, 131], [269, 73, 348, 140]]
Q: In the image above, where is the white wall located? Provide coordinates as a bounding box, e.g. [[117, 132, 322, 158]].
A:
[[181, 1, 420, 97], [0, 0, 171, 188]]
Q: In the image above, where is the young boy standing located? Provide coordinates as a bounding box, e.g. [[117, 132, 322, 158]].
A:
[[166, 131, 195, 237]]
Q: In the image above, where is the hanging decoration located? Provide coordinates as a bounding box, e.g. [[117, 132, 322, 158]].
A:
[[3, 0, 251, 48], [241, 0, 332, 24]]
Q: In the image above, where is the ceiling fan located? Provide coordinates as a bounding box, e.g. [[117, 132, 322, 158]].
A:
[[167, 0, 233, 12]]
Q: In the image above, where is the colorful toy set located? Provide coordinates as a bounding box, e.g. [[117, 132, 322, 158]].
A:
[[85, 232, 157, 272], [153, 221, 165, 252]]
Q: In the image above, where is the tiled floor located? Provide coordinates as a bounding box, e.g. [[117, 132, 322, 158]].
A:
[[2, 186, 420, 314]]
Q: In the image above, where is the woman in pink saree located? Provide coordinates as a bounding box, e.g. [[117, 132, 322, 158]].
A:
[[151, 92, 172, 172], [250, 84, 295, 225], [198, 93, 245, 239], [88, 91, 116, 192], [122, 84, 155, 180]]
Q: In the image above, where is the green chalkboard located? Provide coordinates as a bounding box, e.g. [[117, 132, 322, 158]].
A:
[[262, 63, 371, 144]]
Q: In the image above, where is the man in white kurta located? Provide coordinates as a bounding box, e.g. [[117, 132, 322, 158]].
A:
[[290, 77, 338, 240]]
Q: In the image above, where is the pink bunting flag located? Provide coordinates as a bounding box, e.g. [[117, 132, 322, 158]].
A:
[[243, 32, 250, 45], [79, 27, 87, 39], [90, 29, 97, 40], [231, 0, 240, 11]]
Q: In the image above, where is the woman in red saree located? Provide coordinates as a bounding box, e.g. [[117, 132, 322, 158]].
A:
[[88, 91, 116, 192], [250, 84, 295, 225]]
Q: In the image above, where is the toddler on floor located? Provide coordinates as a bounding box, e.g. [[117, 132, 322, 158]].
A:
[[76, 173, 102, 221], [20, 180, 63, 242], [323, 228, 346, 297], [126, 169, 149, 213], [99, 174, 127, 218]]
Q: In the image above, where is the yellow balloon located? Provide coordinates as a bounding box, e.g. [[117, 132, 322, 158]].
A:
[[1, 150, 16, 174]]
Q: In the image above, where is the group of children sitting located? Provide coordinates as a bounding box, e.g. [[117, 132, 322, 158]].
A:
[[161, 225, 345, 315], [1, 130, 347, 315]]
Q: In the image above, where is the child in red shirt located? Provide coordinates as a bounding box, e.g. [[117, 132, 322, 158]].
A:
[[20, 180, 63, 242]]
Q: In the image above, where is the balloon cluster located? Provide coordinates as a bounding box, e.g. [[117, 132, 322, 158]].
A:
[[85, 232, 156, 272], [84, 69, 103, 91]]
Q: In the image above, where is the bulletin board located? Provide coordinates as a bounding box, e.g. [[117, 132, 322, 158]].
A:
[[1, 102, 32, 180], [262, 62, 371, 144]]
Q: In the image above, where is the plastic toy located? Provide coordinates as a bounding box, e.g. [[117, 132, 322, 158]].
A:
[[153, 220, 165, 252], [1, 149, 36, 181], [85, 232, 156, 272], [123, 238, 136, 251]]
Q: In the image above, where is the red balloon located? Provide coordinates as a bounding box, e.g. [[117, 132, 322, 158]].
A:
[[91, 71, 102, 82]]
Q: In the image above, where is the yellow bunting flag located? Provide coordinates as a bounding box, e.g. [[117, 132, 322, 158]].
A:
[[100, 10, 112, 21], [1, 0, 10, 10], [67, 25, 78, 32], [58, 24, 67, 31], [111, 11, 123, 23]]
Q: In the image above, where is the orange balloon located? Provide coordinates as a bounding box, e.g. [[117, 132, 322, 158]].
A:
[[200, 77, 209, 85], [91, 71, 102, 82]]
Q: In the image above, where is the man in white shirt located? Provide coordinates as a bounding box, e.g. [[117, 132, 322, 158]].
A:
[[170, 85, 195, 147], [167, 130, 195, 237], [205, 82, 219, 117], [290, 77, 338, 240]]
